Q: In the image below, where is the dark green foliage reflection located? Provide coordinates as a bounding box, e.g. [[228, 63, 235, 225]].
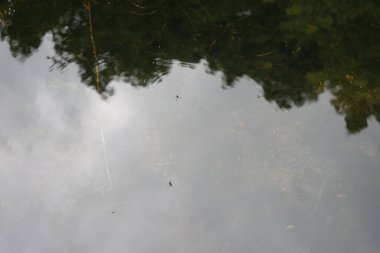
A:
[[1, 0, 379, 133]]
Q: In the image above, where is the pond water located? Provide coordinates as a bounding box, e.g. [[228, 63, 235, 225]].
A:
[[0, 1, 379, 253]]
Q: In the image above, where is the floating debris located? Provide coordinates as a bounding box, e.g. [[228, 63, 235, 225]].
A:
[[256, 51, 273, 57]]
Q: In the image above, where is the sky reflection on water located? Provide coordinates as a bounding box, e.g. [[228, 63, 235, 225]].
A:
[[0, 34, 379, 253]]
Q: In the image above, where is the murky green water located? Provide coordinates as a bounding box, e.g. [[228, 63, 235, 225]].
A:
[[0, 1, 379, 252]]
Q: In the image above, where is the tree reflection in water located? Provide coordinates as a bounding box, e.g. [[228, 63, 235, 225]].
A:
[[1, 0, 379, 133]]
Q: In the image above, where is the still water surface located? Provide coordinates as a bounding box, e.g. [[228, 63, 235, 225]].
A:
[[0, 1, 380, 252]]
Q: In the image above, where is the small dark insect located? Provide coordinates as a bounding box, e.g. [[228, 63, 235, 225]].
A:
[[257, 95, 261, 99], [169, 181, 173, 187], [111, 211, 115, 214], [175, 95, 181, 101]]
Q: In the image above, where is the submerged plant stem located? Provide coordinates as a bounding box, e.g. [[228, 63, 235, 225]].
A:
[[307, 179, 326, 220], [83, 0, 101, 92], [100, 121, 112, 190], [0, 10, 7, 27]]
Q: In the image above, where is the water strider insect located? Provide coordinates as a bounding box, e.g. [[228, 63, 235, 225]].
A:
[[169, 181, 173, 187]]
